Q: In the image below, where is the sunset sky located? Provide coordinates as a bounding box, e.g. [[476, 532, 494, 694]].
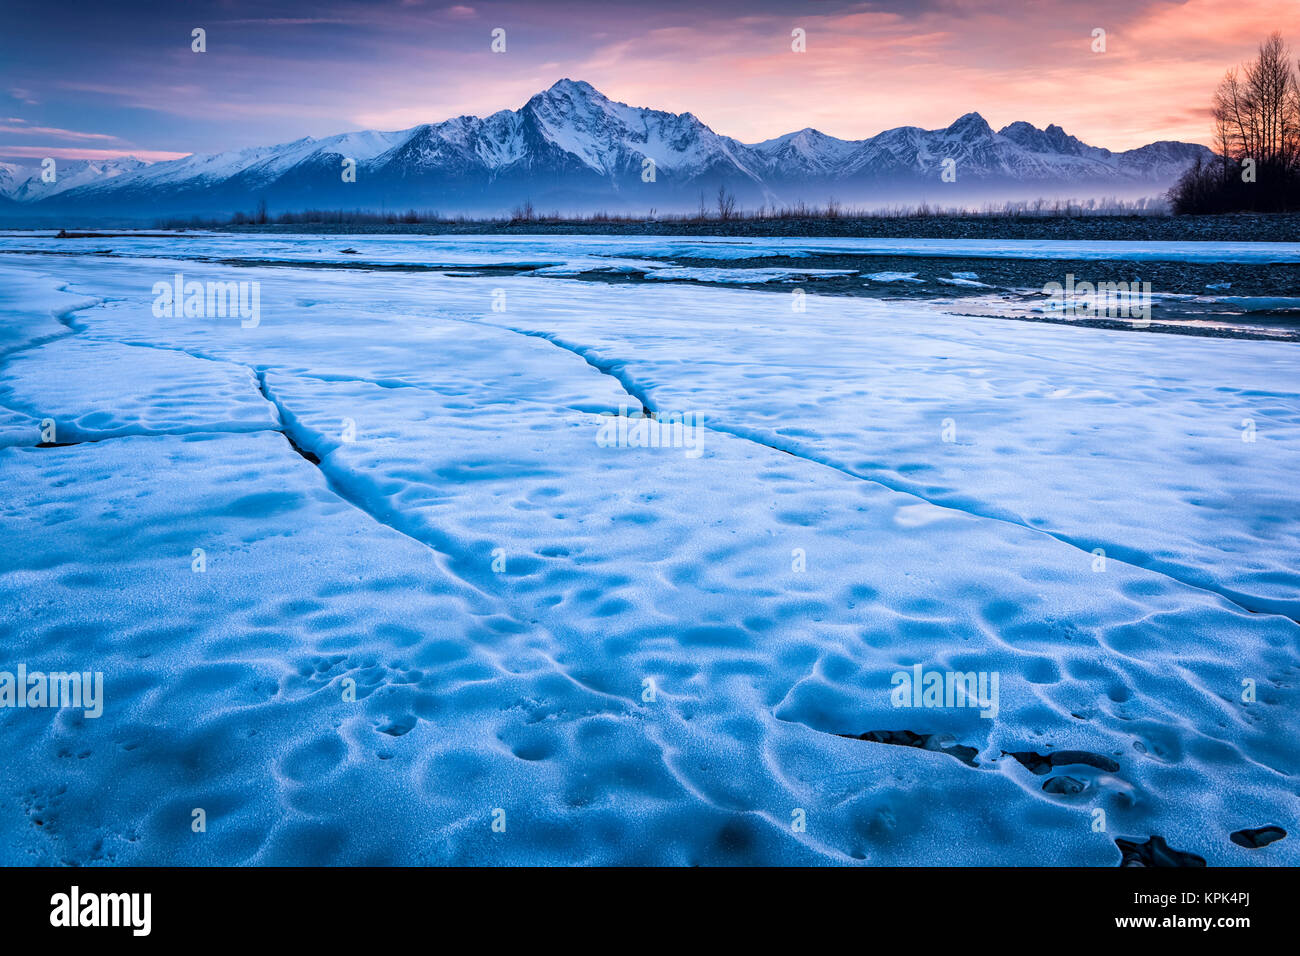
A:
[[0, 0, 1293, 164]]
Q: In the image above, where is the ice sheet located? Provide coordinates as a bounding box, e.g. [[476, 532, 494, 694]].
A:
[[0, 239, 1296, 866]]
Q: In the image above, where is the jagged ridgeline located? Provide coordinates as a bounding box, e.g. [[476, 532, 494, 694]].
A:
[[0, 80, 1211, 220]]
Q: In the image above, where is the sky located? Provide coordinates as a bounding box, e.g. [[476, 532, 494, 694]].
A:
[[0, 0, 1293, 165]]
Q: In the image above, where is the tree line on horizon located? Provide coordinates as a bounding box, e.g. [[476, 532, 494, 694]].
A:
[[1170, 32, 1300, 213], [159, 196, 1168, 230]]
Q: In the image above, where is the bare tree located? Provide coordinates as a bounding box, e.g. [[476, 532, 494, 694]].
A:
[[1213, 33, 1299, 170], [1179, 32, 1300, 212], [715, 184, 736, 220]]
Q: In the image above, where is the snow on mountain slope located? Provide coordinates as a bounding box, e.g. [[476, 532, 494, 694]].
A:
[[998, 121, 1105, 159], [838, 113, 1181, 184], [0, 157, 148, 200], [1114, 140, 1217, 179], [232, 129, 414, 186], [753, 128, 865, 177], [520, 79, 764, 180], [0, 162, 31, 198]]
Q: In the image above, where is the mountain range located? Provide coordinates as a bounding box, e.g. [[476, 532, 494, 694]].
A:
[[0, 79, 1213, 221]]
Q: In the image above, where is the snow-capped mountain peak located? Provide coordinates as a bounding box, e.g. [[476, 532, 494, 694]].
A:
[[998, 121, 1101, 158], [944, 112, 995, 140], [753, 128, 863, 176]]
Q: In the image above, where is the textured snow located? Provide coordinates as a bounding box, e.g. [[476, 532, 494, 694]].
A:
[[0, 339, 280, 446], [0, 238, 1296, 866]]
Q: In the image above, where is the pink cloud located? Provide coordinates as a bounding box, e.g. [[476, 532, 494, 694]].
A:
[[0, 124, 118, 142], [0, 146, 188, 161]]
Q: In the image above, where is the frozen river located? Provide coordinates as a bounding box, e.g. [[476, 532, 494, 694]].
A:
[[0, 234, 1295, 865]]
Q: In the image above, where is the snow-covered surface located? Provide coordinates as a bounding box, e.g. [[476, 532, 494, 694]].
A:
[[864, 271, 923, 283], [0, 339, 280, 446], [644, 267, 857, 283], [937, 275, 992, 288], [0, 237, 1296, 866]]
